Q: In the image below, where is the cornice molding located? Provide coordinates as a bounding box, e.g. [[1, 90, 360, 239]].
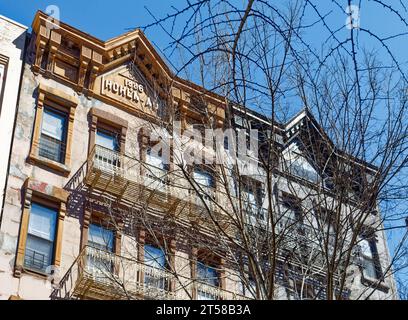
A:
[[31, 10, 226, 123]]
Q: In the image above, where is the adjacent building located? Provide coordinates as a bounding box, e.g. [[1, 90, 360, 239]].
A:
[[0, 11, 399, 300], [0, 16, 27, 218], [0, 16, 27, 297]]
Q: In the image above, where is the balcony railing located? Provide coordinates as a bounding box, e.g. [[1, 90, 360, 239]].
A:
[[67, 146, 348, 273], [70, 146, 269, 223], [84, 145, 187, 208], [277, 217, 340, 248], [71, 145, 232, 226], [275, 216, 350, 276], [243, 202, 267, 221], [50, 246, 251, 300]]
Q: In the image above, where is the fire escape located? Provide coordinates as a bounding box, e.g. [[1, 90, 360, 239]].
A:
[[50, 145, 243, 300], [50, 143, 353, 300]]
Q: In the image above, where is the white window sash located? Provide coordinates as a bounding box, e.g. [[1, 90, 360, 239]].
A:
[[42, 108, 66, 141], [28, 203, 57, 241]]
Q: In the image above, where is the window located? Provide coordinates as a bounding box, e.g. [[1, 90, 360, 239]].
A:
[[28, 84, 78, 176], [229, 175, 238, 198], [193, 169, 215, 188], [144, 244, 168, 290], [242, 182, 265, 220], [94, 128, 120, 171], [310, 206, 337, 249], [359, 237, 382, 280], [89, 108, 128, 175], [145, 147, 169, 191], [24, 202, 58, 274], [96, 128, 119, 151], [234, 114, 245, 127], [315, 207, 336, 248], [197, 261, 219, 300], [87, 224, 114, 274], [15, 179, 68, 279], [193, 169, 215, 209], [283, 143, 320, 183], [89, 223, 114, 251], [280, 194, 305, 235], [39, 107, 68, 163], [223, 136, 229, 150], [281, 194, 303, 222], [323, 176, 335, 190], [290, 156, 319, 182]]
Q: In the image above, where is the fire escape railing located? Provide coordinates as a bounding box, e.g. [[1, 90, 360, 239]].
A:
[[68, 145, 354, 256], [61, 146, 353, 299], [50, 246, 252, 300]]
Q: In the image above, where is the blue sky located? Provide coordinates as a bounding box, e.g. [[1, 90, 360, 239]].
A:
[[2, 1, 408, 74], [0, 0, 162, 38], [0, 0, 177, 49], [1, 0, 407, 295]]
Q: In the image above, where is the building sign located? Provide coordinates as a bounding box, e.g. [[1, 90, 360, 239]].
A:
[[97, 65, 161, 116]]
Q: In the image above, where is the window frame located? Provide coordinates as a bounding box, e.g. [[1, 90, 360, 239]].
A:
[[191, 166, 217, 211], [359, 236, 383, 281], [279, 192, 306, 235], [38, 105, 69, 163], [95, 126, 120, 152], [280, 193, 303, 222], [283, 142, 320, 183], [15, 178, 68, 278], [312, 204, 337, 247], [193, 167, 216, 189], [23, 200, 59, 274], [241, 177, 265, 220], [144, 243, 168, 269], [86, 222, 116, 275], [88, 222, 115, 252], [196, 260, 220, 287], [138, 230, 176, 293], [192, 248, 225, 300], [143, 243, 170, 291], [81, 210, 121, 253], [89, 107, 128, 156], [28, 84, 78, 176]]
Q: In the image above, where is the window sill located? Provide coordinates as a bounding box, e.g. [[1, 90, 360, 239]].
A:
[[28, 153, 71, 177], [361, 275, 389, 293], [14, 265, 51, 280]]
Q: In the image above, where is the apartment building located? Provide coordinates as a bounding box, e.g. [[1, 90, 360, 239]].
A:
[[230, 106, 398, 300], [0, 11, 398, 300]]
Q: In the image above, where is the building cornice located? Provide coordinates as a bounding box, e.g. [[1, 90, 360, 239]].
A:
[[30, 11, 226, 126]]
